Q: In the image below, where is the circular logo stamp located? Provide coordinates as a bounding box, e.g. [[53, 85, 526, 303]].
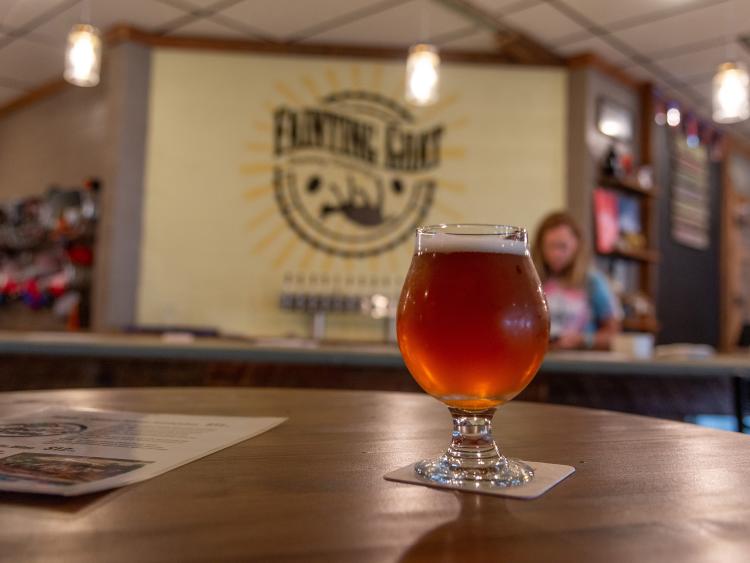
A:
[[272, 91, 443, 258], [0, 422, 87, 437]]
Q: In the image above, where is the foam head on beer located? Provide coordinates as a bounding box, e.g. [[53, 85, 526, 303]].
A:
[[398, 224, 549, 411], [416, 226, 528, 256]]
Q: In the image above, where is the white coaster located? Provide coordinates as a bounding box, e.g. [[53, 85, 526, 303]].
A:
[[384, 461, 575, 499]]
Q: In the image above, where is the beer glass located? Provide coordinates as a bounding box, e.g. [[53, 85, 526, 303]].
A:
[[397, 224, 549, 487]]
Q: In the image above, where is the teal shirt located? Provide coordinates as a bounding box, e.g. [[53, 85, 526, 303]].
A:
[[585, 270, 619, 334]]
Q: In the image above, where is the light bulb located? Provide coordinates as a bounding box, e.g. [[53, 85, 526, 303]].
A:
[[712, 62, 750, 124], [64, 24, 102, 87], [666, 107, 681, 127], [598, 119, 622, 137], [405, 44, 439, 106]]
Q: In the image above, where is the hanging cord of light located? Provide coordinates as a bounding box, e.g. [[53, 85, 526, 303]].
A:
[[64, 0, 102, 87], [712, 2, 749, 123], [405, 2, 440, 106]]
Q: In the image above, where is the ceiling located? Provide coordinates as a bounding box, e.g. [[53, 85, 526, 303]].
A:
[[1, 0, 750, 138]]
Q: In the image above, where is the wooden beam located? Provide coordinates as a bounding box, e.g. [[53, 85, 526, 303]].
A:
[[105, 24, 527, 65], [0, 78, 69, 120]]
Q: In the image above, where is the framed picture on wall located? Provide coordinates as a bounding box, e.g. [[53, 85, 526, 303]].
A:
[[596, 97, 634, 142]]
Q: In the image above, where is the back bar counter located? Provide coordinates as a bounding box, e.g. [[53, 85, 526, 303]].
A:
[[1, 331, 748, 430]]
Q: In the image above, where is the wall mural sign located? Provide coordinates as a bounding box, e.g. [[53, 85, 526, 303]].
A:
[[139, 51, 566, 337], [239, 66, 473, 272], [270, 86, 445, 258]]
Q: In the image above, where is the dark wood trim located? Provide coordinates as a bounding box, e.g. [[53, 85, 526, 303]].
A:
[[637, 82, 658, 302], [719, 135, 749, 352], [107, 24, 551, 65], [132, 35, 514, 64], [639, 82, 654, 165], [566, 52, 643, 90], [725, 128, 750, 161], [0, 78, 69, 120]]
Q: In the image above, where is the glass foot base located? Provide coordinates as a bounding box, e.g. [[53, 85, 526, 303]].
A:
[[415, 455, 534, 488]]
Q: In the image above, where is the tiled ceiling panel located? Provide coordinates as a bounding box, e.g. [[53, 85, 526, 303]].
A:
[[623, 64, 667, 85], [0, 0, 73, 29], [32, 0, 187, 47], [501, 2, 585, 45], [166, 16, 254, 38], [648, 42, 750, 83], [185, 12, 270, 38], [610, 1, 750, 57], [159, 0, 231, 9], [0, 37, 62, 87], [220, 0, 393, 42], [554, 35, 631, 64], [469, 0, 541, 14], [554, 0, 715, 28], [438, 27, 498, 50], [688, 79, 714, 104], [301, 0, 469, 46]]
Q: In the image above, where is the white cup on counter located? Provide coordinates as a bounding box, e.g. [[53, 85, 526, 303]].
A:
[[612, 332, 655, 359]]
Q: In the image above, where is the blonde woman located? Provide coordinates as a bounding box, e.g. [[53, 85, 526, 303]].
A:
[[532, 211, 621, 350]]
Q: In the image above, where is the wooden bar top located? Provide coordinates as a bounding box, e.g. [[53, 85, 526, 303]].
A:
[[1, 387, 750, 562]]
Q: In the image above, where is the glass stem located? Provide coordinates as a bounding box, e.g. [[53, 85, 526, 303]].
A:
[[445, 408, 504, 470]]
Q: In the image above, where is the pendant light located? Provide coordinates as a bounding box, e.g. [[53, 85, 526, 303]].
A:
[[712, 2, 748, 123], [64, 23, 102, 87], [712, 62, 749, 124], [405, 44, 440, 106]]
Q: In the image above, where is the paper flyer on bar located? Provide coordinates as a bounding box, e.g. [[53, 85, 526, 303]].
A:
[[0, 406, 285, 496]]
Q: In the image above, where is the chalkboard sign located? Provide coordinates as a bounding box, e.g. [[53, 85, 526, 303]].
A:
[[671, 133, 710, 250]]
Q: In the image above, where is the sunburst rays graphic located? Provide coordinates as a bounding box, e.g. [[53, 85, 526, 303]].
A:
[[241, 65, 470, 276]]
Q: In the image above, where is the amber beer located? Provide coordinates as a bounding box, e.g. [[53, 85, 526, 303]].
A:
[[397, 227, 549, 411]]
